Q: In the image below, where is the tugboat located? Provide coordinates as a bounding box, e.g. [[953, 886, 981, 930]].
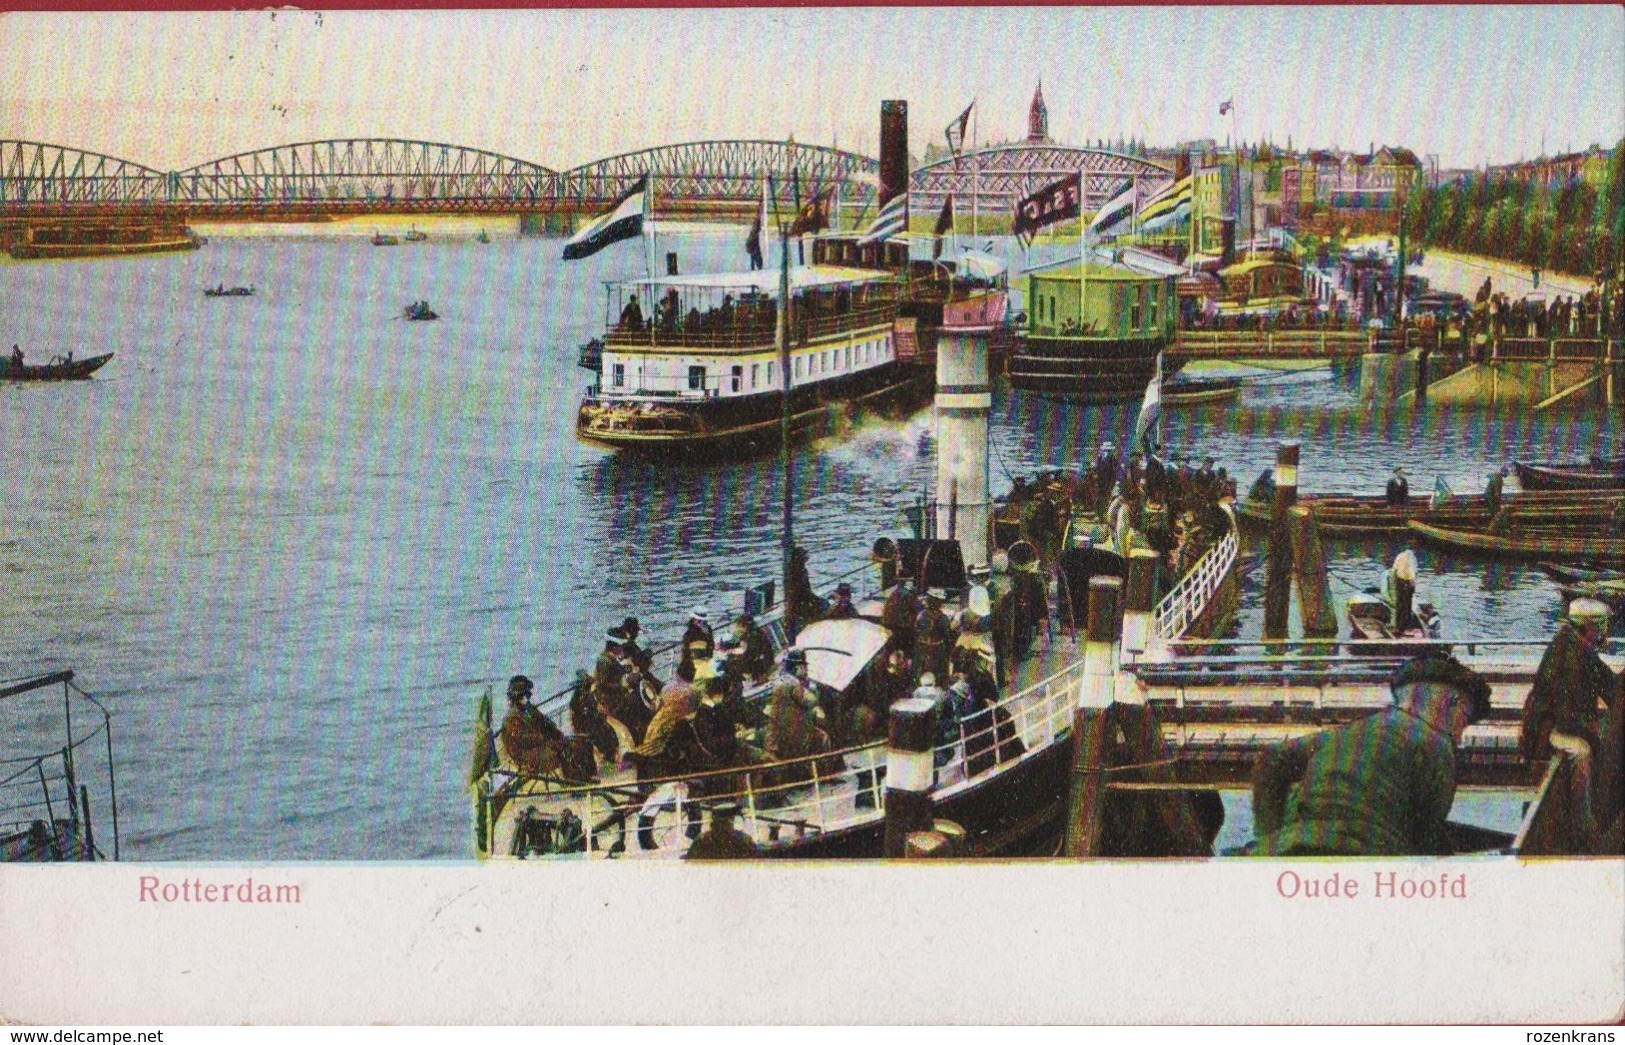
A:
[[371, 231, 400, 247], [1007, 247, 1182, 401], [1, 670, 121, 862], [404, 227, 428, 243], [404, 300, 439, 322]]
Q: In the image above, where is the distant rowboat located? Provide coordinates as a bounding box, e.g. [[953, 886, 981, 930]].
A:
[[1514, 457, 1625, 491], [1, 352, 114, 382], [1408, 520, 1625, 563]]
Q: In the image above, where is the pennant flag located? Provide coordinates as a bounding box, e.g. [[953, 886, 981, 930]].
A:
[[932, 195, 954, 260], [1087, 181, 1137, 239], [1136, 176, 1192, 223], [944, 101, 974, 158], [562, 176, 647, 260], [1011, 175, 1081, 246], [858, 190, 908, 244], [790, 186, 833, 237], [1135, 352, 1163, 454], [1431, 476, 1454, 509], [746, 179, 766, 270], [1218, 99, 1233, 116], [1137, 198, 1191, 234]]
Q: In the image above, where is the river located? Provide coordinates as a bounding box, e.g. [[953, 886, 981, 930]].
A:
[[1, 225, 1616, 859]]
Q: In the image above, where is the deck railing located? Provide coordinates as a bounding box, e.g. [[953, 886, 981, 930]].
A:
[[0, 671, 119, 862], [1150, 521, 1238, 644]]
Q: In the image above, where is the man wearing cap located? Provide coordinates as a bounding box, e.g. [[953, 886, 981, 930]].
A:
[[499, 675, 570, 780], [1521, 599, 1618, 768], [825, 582, 858, 621], [763, 648, 829, 787], [1252, 655, 1492, 856], [594, 629, 651, 744], [1385, 466, 1410, 507], [683, 803, 760, 860], [914, 589, 955, 685], [881, 578, 920, 656]]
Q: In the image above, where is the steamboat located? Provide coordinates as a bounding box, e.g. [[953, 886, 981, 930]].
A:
[[4, 220, 200, 261]]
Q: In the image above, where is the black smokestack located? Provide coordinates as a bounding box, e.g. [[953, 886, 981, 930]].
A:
[[880, 100, 908, 209]]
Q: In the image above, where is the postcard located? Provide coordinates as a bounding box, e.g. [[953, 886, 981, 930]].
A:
[[0, 5, 1621, 1027]]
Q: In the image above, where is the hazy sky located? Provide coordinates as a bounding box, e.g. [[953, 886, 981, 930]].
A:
[[2, 7, 1620, 173]]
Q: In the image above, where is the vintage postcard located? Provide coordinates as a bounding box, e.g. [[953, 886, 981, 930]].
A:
[[1, 4, 1621, 1027]]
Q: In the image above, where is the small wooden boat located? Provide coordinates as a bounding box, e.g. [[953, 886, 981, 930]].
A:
[[1408, 520, 1625, 563], [476, 229, 491, 244], [371, 232, 400, 246], [1558, 578, 1625, 613], [1238, 489, 1622, 537], [404, 301, 438, 322], [204, 285, 255, 298], [1538, 561, 1625, 585], [1163, 377, 1242, 406], [1514, 457, 1625, 491], [405, 228, 427, 243], [2, 352, 114, 382], [1346, 589, 1446, 657]]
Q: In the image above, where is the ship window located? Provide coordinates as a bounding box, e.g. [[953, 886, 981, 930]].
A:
[[768, 361, 777, 386], [845, 346, 852, 370], [751, 363, 760, 388], [730, 365, 742, 393], [1131, 288, 1143, 331], [1149, 287, 1159, 328], [795, 357, 803, 379], [688, 365, 706, 391], [611, 363, 625, 387]]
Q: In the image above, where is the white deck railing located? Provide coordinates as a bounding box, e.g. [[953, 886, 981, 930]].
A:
[[1151, 516, 1238, 644]]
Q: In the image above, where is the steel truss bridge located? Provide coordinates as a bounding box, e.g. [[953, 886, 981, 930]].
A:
[[0, 138, 1170, 221]]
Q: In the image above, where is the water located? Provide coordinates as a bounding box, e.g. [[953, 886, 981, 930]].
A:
[[1, 229, 1617, 860]]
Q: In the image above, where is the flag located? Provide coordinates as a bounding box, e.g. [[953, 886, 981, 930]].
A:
[[1219, 99, 1233, 116], [789, 186, 832, 237], [1431, 477, 1454, 509], [1087, 182, 1137, 239], [746, 179, 766, 270], [1134, 352, 1163, 454], [1136, 176, 1192, 223], [562, 176, 647, 260], [944, 100, 974, 158], [1011, 175, 1081, 246], [932, 195, 954, 260], [858, 190, 908, 244]]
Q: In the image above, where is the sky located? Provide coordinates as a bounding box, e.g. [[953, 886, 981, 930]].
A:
[[1, 6, 1620, 173]]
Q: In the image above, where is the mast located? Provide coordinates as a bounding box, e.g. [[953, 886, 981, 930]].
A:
[[1079, 170, 1088, 338], [971, 104, 979, 241], [775, 175, 795, 616]]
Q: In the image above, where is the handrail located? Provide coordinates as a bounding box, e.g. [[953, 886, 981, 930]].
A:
[[1151, 524, 1238, 642]]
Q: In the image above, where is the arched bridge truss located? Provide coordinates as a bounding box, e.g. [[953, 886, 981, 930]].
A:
[[0, 141, 169, 205], [911, 145, 1174, 219], [554, 140, 880, 213]]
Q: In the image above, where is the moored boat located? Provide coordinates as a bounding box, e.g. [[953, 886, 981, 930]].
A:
[[2, 351, 114, 382], [1238, 488, 1623, 537], [1408, 520, 1625, 563], [1513, 457, 1625, 491], [404, 300, 438, 322], [404, 227, 427, 242], [1008, 248, 1183, 401], [4, 220, 200, 260], [576, 252, 923, 458], [371, 232, 400, 246], [204, 284, 255, 298], [1163, 376, 1241, 406]]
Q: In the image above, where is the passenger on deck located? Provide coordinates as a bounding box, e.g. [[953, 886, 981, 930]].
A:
[[825, 582, 858, 620], [620, 616, 657, 684], [731, 610, 775, 684], [1484, 466, 1509, 516], [913, 589, 955, 685], [682, 607, 715, 652], [1382, 551, 1422, 635], [1009, 544, 1050, 662], [499, 675, 571, 779], [1252, 655, 1491, 855], [630, 658, 702, 768], [785, 546, 824, 640], [881, 578, 921, 656], [618, 296, 645, 332], [1385, 467, 1411, 507], [763, 649, 830, 787], [1520, 600, 1619, 839], [683, 803, 760, 860], [595, 628, 652, 744]]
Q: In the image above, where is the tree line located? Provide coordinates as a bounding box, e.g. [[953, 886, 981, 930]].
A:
[[1402, 140, 1624, 279]]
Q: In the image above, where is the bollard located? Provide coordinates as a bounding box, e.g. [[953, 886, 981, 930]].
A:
[[1120, 548, 1159, 664], [905, 830, 952, 858], [1064, 577, 1122, 857], [884, 697, 937, 858], [931, 818, 968, 856], [1288, 505, 1339, 640], [1263, 443, 1299, 644]]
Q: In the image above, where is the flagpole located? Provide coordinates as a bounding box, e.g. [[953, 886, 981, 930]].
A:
[[971, 102, 979, 242], [772, 174, 795, 630], [1079, 171, 1087, 338], [644, 175, 655, 281]]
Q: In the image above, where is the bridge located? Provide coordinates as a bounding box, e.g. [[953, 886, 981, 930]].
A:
[[0, 137, 1172, 223]]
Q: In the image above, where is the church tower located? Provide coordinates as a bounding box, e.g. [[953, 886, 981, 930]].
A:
[[1026, 81, 1050, 144]]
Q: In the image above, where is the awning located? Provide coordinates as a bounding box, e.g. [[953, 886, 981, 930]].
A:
[[792, 618, 893, 693]]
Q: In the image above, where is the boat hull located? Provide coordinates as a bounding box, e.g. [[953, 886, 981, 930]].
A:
[[10, 237, 198, 260], [578, 362, 930, 459], [1514, 460, 1625, 491], [1409, 520, 1625, 563], [1007, 334, 1165, 401], [1, 352, 114, 382]]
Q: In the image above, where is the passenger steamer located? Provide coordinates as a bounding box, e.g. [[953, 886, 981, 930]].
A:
[[577, 240, 919, 457], [470, 507, 1239, 861]]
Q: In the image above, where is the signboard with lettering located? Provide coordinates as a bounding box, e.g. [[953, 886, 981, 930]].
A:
[[1012, 174, 1082, 244]]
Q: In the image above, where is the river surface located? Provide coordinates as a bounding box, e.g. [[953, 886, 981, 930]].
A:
[[1, 228, 1617, 860]]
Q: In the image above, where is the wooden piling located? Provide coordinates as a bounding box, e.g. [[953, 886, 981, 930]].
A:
[[884, 696, 937, 858], [1263, 443, 1299, 643], [1121, 548, 1159, 660], [1288, 505, 1340, 640], [1064, 577, 1122, 858]]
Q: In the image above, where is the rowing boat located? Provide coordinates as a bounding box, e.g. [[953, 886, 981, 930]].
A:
[[1408, 520, 1625, 563], [1514, 458, 1625, 491], [1, 352, 114, 382], [1238, 489, 1622, 537], [1164, 377, 1242, 406], [1538, 562, 1625, 585]]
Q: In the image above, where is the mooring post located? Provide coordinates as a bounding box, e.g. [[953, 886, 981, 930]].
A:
[[1263, 442, 1299, 645], [1288, 505, 1340, 641], [884, 696, 937, 858], [1121, 547, 1159, 662], [1064, 576, 1122, 858]]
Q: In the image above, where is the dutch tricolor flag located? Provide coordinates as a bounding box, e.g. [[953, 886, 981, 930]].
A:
[[1086, 182, 1137, 240], [858, 191, 908, 244], [562, 176, 648, 261]]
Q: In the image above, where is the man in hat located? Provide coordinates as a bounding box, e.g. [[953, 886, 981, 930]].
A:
[[1253, 655, 1492, 856], [881, 577, 920, 655], [682, 607, 715, 652], [499, 675, 570, 779], [730, 609, 774, 684], [1385, 466, 1410, 507], [763, 648, 829, 784], [825, 582, 858, 620], [619, 616, 656, 680], [914, 588, 955, 685], [683, 803, 760, 860], [1483, 465, 1510, 517], [595, 628, 651, 744], [1521, 599, 1618, 768]]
